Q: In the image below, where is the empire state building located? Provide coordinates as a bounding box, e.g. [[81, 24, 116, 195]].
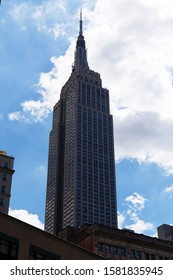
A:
[[45, 13, 117, 235]]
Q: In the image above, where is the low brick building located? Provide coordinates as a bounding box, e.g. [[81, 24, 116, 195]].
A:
[[59, 224, 173, 260]]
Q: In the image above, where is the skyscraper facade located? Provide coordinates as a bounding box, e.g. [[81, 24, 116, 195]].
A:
[[45, 14, 117, 235], [0, 150, 15, 214]]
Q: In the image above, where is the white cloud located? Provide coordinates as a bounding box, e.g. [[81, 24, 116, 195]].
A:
[[0, 113, 3, 119], [126, 218, 154, 233], [119, 192, 155, 234], [164, 185, 173, 193], [9, 1, 74, 39], [125, 192, 147, 211], [9, 209, 44, 230], [118, 209, 155, 234], [117, 211, 126, 228], [8, 111, 27, 122], [114, 110, 173, 173], [126, 209, 154, 232], [8, 0, 173, 171]]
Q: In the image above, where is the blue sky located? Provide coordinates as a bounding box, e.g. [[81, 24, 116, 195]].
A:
[[1, 0, 173, 235]]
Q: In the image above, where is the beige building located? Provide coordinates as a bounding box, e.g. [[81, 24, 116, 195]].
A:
[[0, 213, 104, 260], [59, 224, 173, 260], [0, 151, 15, 214]]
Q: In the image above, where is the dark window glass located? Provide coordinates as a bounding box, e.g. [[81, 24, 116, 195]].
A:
[[131, 249, 135, 258], [106, 245, 110, 254], [0, 197, 4, 206], [2, 174, 7, 181], [1, 186, 5, 193], [136, 250, 141, 259], [113, 245, 118, 255], [145, 253, 150, 260], [121, 247, 125, 257], [98, 243, 102, 252]]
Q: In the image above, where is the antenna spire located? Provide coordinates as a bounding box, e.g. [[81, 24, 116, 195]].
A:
[[73, 9, 89, 71], [79, 9, 83, 35]]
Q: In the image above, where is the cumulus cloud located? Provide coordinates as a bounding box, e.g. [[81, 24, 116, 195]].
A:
[[115, 110, 173, 173], [119, 192, 154, 234], [164, 185, 173, 193], [8, 0, 173, 171], [9, 209, 44, 230], [125, 192, 147, 211], [126, 218, 154, 233]]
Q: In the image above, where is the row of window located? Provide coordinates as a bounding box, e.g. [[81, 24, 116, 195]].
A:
[[97, 242, 171, 260], [98, 243, 125, 256]]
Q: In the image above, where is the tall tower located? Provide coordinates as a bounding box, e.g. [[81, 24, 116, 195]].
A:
[[0, 151, 15, 214], [45, 13, 117, 235]]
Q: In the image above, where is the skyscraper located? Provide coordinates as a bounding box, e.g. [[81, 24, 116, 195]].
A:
[[45, 13, 117, 235], [0, 151, 15, 214]]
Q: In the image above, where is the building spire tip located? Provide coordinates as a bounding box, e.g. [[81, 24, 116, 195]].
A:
[[79, 9, 83, 35]]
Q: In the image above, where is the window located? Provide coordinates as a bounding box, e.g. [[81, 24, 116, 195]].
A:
[[98, 243, 102, 252], [120, 247, 125, 257], [2, 174, 7, 181], [0, 240, 8, 255], [145, 253, 150, 260], [106, 245, 110, 254], [1, 186, 5, 193], [131, 249, 135, 258], [113, 245, 118, 256], [136, 250, 141, 259], [0, 197, 4, 206]]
